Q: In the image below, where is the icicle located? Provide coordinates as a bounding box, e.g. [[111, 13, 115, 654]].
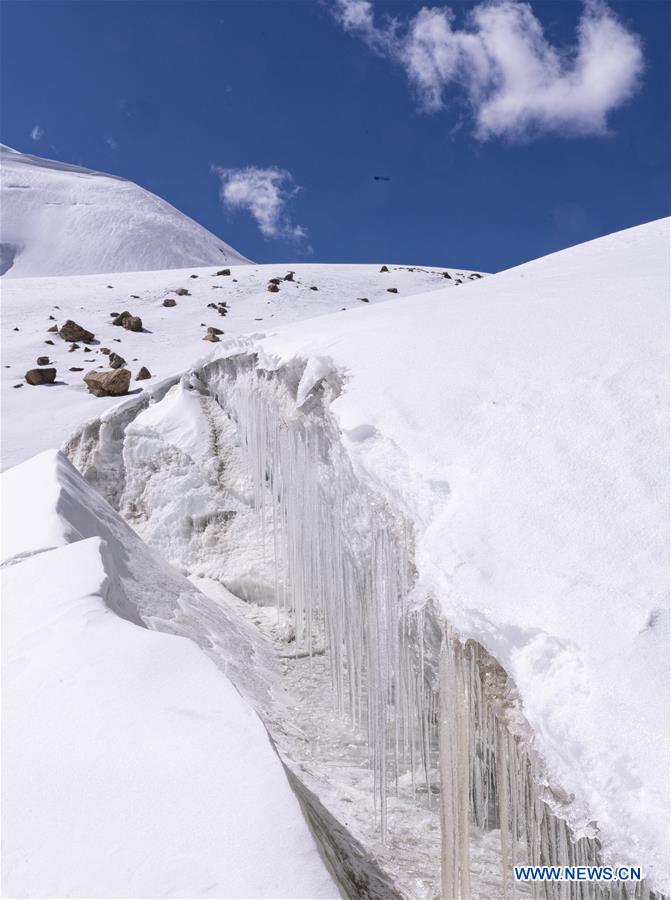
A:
[[182, 356, 668, 900]]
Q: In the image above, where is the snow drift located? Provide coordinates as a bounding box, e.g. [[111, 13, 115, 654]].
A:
[[1, 450, 338, 899], [0, 144, 249, 277], [65, 219, 670, 897]]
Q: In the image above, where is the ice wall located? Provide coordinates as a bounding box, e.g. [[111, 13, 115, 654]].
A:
[[66, 354, 666, 900]]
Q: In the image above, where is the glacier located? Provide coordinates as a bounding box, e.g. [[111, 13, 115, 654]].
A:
[[2, 217, 668, 898]]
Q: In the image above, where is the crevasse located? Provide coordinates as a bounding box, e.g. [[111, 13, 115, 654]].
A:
[[66, 353, 665, 900]]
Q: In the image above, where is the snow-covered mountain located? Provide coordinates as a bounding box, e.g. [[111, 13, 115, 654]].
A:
[[0, 145, 249, 277]]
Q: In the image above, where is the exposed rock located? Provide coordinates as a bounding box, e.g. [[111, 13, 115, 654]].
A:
[[269, 277, 281, 285], [359, 298, 370, 303], [207, 326, 224, 335], [379, 265, 389, 273], [310, 286, 319, 291], [443, 272, 452, 279], [284, 271, 295, 282], [84, 368, 131, 397], [110, 311, 120, 317], [107, 285, 114, 289], [100, 347, 110, 355], [48, 315, 55, 320], [136, 366, 151, 380], [68, 343, 80, 352], [13, 384, 23, 388], [60, 320, 94, 342], [268, 283, 280, 293], [25, 367, 56, 386], [123, 315, 143, 332], [190, 274, 199, 279], [203, 333, 220, 342], [47, 324, 58, 333], [215, 268, 231, 276], [174, 288, 190, 296], [37, 356, 50, 365], [162, 298, 177, 308], [112, 310, 131, 325], [207, 302, 217, 309], [386, 288, 398, 294], [131, 295, 140, 299], [44, 340, 54, 345], [108, 352, 126, 369], [69, 367, 84, 372], [13, 327, 19, 331]]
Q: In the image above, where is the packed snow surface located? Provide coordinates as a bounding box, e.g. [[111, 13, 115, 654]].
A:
[[216, 219, 669, 889], [1, 450, 339, 899], [1, 259, 480, 469], [0, 144, 248, 277]]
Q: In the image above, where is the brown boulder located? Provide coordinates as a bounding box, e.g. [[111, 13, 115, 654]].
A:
[[136, 366, 151, 380], [123, 316, 142, 332], [36, 356, 50, 365], [60, 320, 94, 342], [203, 333, 220, 342], [379, 265, 389, 273], [174, 288, 190, 296], [108, 352, 126, 369], [84, 368, 131, 397], [47, 324, 58, 333], [215, 268, 231, 276], [267, 283, 280, 293], [25, 368, 56, 385], [207, 326, 224, 335], [163, 298, 177, 308]]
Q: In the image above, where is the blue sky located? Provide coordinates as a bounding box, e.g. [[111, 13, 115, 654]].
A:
[[2, 0, 669, 271]]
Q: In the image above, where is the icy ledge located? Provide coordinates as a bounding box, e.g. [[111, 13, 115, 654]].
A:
[[0, 450, 339, 900], [66, 337, 667, 898]]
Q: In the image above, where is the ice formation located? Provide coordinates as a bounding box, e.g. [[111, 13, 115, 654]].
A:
[[66, 346, 667, 899]]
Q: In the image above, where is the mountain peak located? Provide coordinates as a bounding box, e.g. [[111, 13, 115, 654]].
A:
[[0, 146, 250, 277]]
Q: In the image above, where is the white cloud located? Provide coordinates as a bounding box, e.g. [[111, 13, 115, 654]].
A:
[[30, 124, 44, 143], [213, 166, 307, 241], [333, 0, 643, 140], [105, 136, 118, 150]]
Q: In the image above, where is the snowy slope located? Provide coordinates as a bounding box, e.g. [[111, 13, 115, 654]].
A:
[[1, 450, 339, 899], [228, 218, 669, 889], [1, 212, 667, 896], [0, 144, 248, 277], [1, 260, 482, 470]]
